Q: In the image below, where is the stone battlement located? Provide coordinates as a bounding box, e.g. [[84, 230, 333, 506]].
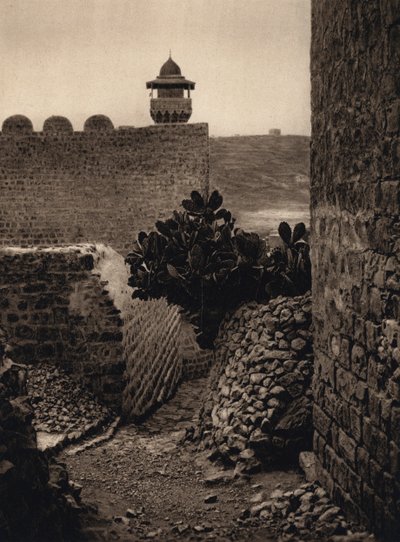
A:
[[0, 113, 204, 136], [0, 118, 209, 255]]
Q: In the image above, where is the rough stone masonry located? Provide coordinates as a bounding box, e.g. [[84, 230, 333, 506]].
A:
[[0, 244, 211, 420], [311, 1, 400, 539], [197, 294, 313, 472], [0, 118, 209, 256]]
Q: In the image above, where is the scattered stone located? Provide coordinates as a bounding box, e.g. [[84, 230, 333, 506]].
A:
[[113, 515, 130, 526], [204, 494, 218, 504], [173, 524, 190, 534], [126, 508, 137, 518], [27, 362, 114, 440], [250, 481, 377, 541], [204, 471, 234, 485], [249, 491, 264, 503], [146, 528, 162, 538]]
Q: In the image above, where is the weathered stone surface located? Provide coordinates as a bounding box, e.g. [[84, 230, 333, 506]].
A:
[[179, 318, 214, 381], [0, 123, 209, 256], [196, 293, 313, 469], [122, 297, 183, 420], [299, 451, 317, 482], [311, 2, 400, 538], [0, 244, 208, 422], [0, 245, 125, 409]]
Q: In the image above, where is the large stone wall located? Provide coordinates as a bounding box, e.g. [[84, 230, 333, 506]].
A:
[[311, 2, 400, 539], [0, 118, 209, 256]]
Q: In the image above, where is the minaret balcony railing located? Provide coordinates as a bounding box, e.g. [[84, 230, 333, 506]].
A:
[[150, 98, 192, 112]]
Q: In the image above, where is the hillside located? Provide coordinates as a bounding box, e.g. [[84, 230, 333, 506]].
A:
[[209, 135, 310, 238]]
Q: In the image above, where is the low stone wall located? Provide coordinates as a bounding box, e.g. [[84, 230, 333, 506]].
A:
[[197, 293, 313, 473], [0, 336, 81, 541], [0, 244, 211, 421], [0, 245, 125, 408]]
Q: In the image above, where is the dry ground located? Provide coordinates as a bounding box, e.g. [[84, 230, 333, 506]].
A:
[[62, 378, 303, 541]]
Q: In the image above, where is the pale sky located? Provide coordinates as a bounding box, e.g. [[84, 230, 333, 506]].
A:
[[0, 0, 311, 136]]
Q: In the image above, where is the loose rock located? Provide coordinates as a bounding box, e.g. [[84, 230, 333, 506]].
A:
[[27, 362, 114, 436], [195, 293, 313, 471]]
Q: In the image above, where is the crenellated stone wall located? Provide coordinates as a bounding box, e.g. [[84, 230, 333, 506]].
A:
[[311, 2, 400, 539], [0, 116, 209, 256]]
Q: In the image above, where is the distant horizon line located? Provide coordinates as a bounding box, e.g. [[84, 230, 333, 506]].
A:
[[209, 132, 311, 138]]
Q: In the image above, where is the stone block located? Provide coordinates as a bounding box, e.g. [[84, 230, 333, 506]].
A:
[[313, 404, 332, 441], [315, 353, 335, 387], [351, 344, 367, 380], [361, 483, 375, 528], [349, 405, 362, 441], [338, 337, 351, 369], [368, 389, 381, 425], [336, 367, 357, 404], [337, 428, 357, 468], [369, 457, 385, 498], [357, 448, 371, 491], [389, 441, 400, 476], [299, 451, 317, 482]]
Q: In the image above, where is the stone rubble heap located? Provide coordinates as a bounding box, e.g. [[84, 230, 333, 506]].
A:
[[246, 482, 376, 541], [27, 362, 113, 436], [0, 337, 82, 541], [197, 293, 313, 472]]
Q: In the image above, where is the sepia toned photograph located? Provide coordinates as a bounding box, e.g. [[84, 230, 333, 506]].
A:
[[0, 1, 398, 541]]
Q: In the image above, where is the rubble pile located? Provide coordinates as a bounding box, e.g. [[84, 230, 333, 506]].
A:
[[246, 482, 376, 541], [0, 335, 82, 541], [197, 293, 313, 472], [27, 362, 114, 436]]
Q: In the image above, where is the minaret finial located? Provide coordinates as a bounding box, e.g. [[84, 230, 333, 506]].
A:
[[169, 49, 171, 58]]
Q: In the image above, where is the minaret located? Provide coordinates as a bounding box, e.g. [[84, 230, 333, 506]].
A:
[[146, 55, 195, 123]]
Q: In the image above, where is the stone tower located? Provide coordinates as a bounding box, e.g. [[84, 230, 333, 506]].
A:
[[146, 55, 195, 124]]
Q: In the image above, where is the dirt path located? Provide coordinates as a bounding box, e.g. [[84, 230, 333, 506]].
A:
[[62, 378, 303, 541]]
